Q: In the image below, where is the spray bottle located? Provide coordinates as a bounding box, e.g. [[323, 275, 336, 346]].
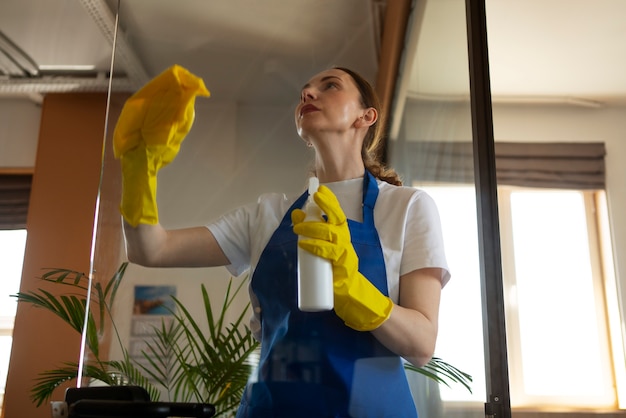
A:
[[297, 177, 334, 311]]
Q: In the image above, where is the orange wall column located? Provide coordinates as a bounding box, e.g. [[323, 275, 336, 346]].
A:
[[2, 93, 124, 418]]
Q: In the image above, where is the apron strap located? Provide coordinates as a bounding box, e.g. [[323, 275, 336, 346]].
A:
[[362, 171, 378, 225]]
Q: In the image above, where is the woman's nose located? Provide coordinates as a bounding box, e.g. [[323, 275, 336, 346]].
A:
[[301, 88, 314, 102]]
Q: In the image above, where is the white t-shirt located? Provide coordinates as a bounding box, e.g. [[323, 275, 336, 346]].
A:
[[207, 177, 451, 304]]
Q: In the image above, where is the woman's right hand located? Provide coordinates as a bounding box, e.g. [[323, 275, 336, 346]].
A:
[[113, 65, 209, 227]]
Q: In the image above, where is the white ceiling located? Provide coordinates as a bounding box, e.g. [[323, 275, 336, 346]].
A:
[[408, 0, 626, 107], [0, 0, 383, 105], [1, 0, 626, 107]]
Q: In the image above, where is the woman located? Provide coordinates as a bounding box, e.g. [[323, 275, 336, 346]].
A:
[[116, 65, 450, 417]]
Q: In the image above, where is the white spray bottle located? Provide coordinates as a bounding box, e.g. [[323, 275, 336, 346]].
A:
[[297, 177, 334, 311]]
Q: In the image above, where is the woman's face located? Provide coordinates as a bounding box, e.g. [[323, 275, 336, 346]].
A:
[[294, 68, 365, 142]]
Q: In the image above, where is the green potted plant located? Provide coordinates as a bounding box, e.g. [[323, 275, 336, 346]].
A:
[[13, 262, 259, 416], [13, 263, 471, 416]]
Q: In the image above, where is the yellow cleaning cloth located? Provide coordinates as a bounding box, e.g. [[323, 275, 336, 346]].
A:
[[113, 65, 210, 226]]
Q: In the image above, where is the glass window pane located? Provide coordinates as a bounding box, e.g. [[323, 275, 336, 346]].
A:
[[0, 229, 27, 402], [422, 186, 485, 404], [508, 190, 614, 406], [0, 230, 27, 317], [388, 0, 486, 415], [86, 1, 480, 417]]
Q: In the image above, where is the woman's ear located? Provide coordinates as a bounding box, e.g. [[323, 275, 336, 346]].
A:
[[356, 107, 378, 128]]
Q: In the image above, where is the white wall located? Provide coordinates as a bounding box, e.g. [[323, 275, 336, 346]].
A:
[[0, 98, 41, 168]]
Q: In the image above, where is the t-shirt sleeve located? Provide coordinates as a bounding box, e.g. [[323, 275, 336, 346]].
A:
[[206, 202, 256, 277], [206, 192, 293, 278], [402, 190, 451, 287]]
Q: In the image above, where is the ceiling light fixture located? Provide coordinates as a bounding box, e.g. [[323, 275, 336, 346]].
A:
[[38, 65, 97, 72]]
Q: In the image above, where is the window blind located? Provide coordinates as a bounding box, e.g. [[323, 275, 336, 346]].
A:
[[0, 174, 32, 230], [396, 141, 605, 190]]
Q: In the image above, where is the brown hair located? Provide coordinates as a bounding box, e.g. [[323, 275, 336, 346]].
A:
[[334, 67, 402, 186]]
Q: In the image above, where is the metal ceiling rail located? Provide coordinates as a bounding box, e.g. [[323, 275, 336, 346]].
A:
[[79, 0, 149, 88], [0, 0, 147, 96]]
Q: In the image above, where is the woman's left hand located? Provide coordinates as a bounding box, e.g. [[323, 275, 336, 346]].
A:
[[292, 185, 393, 331]]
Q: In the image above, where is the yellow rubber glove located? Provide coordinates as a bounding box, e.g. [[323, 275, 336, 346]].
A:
[[113, 65, 210, 226], [292, 185, 393, 331]]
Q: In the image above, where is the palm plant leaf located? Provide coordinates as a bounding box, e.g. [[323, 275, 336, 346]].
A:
[[134, 319, 190, 399], [13, 289, 81, 332], [106, 358, 162, 402], [12, 289, 101, 357], [11, 264, 131, 405], [39, 268, 87, 288], [103, 264, 126, 320], [156, 281, 259, 416], [35, 263, 128, 332], [405, 357, 473, 394], [30, 362, 117, 407]]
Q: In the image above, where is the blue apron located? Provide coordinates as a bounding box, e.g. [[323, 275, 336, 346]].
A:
[[237, 171, 417, 418]]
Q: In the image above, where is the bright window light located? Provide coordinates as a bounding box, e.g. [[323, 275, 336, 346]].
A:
[[0, 229, 27, 400], [421, 186, 486, 403], [508, 190, 615, 407], [420, 185, 619, 410]]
